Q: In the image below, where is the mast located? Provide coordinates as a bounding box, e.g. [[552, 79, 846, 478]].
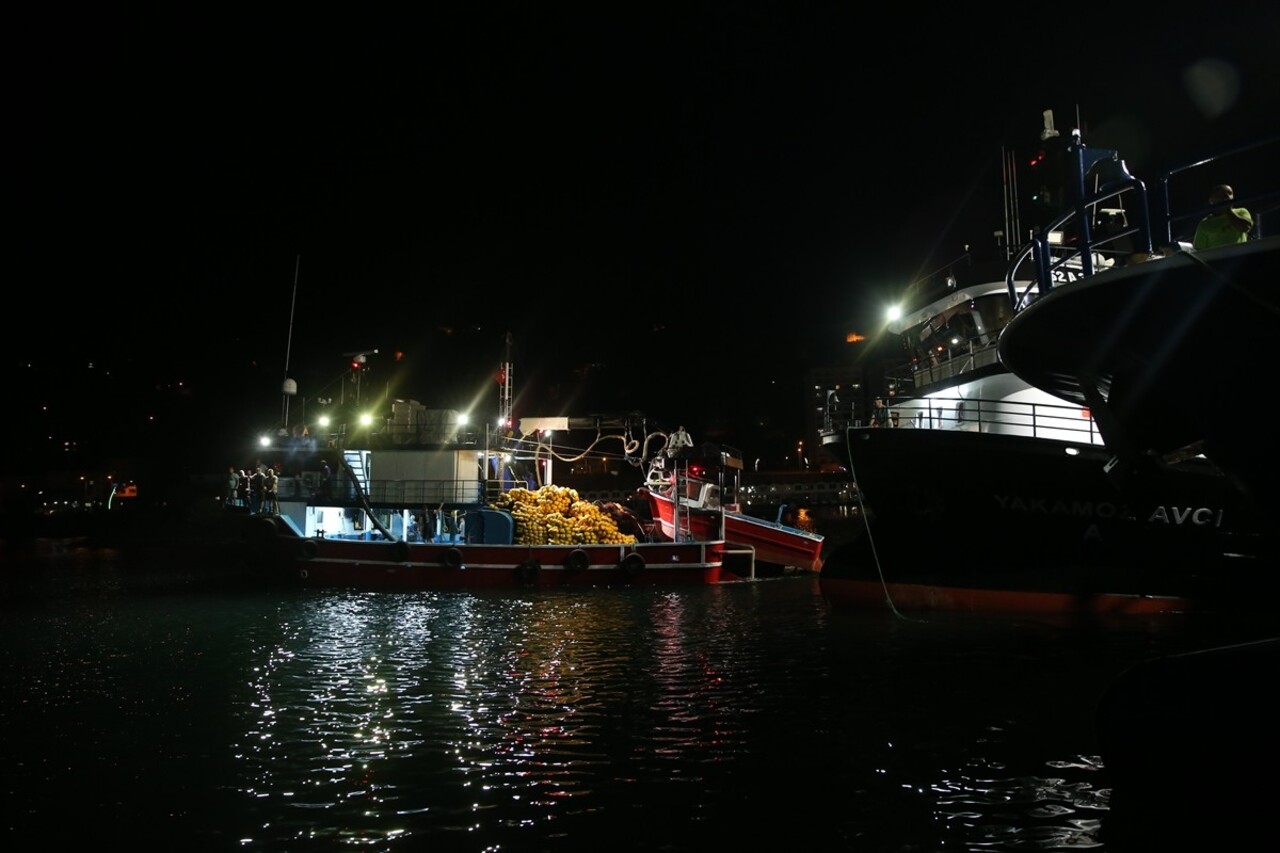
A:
[[493, 331, 519, 486], [498, 332, 513, 432], [281, 254, 300, 430]]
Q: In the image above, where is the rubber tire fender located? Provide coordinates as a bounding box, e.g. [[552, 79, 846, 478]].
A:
[[618, 552, 645, 579], [516, 559, 541, 585]]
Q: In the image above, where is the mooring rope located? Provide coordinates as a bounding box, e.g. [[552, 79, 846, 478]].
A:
[[843, 429, 926, 623]]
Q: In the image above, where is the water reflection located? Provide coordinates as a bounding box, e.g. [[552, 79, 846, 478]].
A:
[[232, 589, 816, 848], [4, 577, 1271, 850]]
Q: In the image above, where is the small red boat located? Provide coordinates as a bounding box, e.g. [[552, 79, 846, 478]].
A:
[[642, 447, 825, 573]]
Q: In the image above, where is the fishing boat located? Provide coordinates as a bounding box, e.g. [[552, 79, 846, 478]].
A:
[[998, 134, 1280, 528], [817, 113, 1272, 615], [239, 348, 737, 588], [642, 443, 826, 574], [986, 133, 1280, 846]]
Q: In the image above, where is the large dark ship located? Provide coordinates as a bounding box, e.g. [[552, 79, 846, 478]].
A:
[[819, 115, 1276, 615]]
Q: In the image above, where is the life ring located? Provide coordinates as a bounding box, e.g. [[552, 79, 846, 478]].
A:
[[515, 559, 541, 585], [563, 548, 590, 572], [618, 553, 645, 578], [390, 540, 411, 563], [443, 547, 464, 569], [299, 539, 318, 560]]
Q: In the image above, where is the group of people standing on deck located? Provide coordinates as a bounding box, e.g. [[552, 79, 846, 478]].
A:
[[225, 460, 334, 513], [225, 464, 280, 515]]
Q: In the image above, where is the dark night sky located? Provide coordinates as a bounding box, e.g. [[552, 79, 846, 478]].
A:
[[8, 5, 1280, 475]]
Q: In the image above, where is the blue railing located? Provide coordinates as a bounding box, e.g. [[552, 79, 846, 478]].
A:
[[1157, 135, 1280, 248], [1007, 134, 1279, 312]]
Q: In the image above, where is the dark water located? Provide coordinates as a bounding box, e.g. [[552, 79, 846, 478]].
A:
[[3, 558, 1274, 851]]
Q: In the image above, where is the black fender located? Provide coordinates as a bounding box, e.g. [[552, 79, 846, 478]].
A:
[[618, 552, 645, 578], [516, 559, 541, 585], [563, 548, 590, 572]]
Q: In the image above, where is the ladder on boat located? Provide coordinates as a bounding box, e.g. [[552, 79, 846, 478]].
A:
[[342, 450, 370, 498]]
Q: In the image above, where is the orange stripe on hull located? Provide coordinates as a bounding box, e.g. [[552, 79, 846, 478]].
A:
[[819, 579, 1190, 615]]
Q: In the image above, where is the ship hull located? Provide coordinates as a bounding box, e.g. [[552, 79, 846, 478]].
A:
[[645, 489, 824, 572], [819, 427, 1267, 614], [998, 236, 1280, 518], [243, 514, 733, 589]]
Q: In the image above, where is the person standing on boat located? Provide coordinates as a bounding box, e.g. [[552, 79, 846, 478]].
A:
[[667, 425, 694, 457], [1193, 184, 1253, 249], [319, 459, 332, 497], [227, 465, 240, 507], [249, 466, 265, 514], [869, 398, 889, 428], [263, 466, 280, 515]]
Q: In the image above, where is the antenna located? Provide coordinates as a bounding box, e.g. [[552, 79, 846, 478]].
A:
[[1040, 109, 1059, 141], [342, 349, 379, 407]]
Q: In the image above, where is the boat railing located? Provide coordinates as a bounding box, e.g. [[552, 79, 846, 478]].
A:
[[886, 336, 1002, 391], [279, 471, 641, 511], [1006, 155, 1152, 311], [279, 475, 484, 506], [738, 479, 857, 508], [1157, 135, 1280, 247], [884, 395, 1100, 442], [369, 424, 484, 448], [1008, 133, 1280, 312]]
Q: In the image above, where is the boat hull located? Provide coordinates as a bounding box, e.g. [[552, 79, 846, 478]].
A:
[[819, 427, 1267, 614], [997, 237, 1280, 517], [245, 516, 733, 589], [645, 490, 824, 572], [1095, 637, 1280, 846]]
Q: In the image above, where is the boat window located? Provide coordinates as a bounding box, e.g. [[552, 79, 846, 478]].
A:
[[917, 310, 979, 363]]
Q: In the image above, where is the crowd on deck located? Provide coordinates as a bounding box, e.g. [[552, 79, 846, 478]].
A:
[[225, 459, 333, 515], [225, 464, 279, 515]]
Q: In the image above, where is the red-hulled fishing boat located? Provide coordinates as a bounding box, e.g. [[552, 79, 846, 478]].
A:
[[642, 445, 825, 574]]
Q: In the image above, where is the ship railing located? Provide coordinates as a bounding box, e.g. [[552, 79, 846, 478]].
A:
[[282, 474, 638, 508], [1157, 135, 1280, 248], [886, 395, 1101, 442], [888, 337, 1001, 390], [1007, 173, 1151, 311], [310, 422, 485, 451], [320, 471, 483, 504], [1008, 133, 1279, 313]]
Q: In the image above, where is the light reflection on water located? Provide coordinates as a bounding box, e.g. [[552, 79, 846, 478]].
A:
[[233, 588, 807, 849], [3, 575, 1268, 850]]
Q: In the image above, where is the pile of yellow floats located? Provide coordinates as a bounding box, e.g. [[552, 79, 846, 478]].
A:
[[492, 485, 638, 545]]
